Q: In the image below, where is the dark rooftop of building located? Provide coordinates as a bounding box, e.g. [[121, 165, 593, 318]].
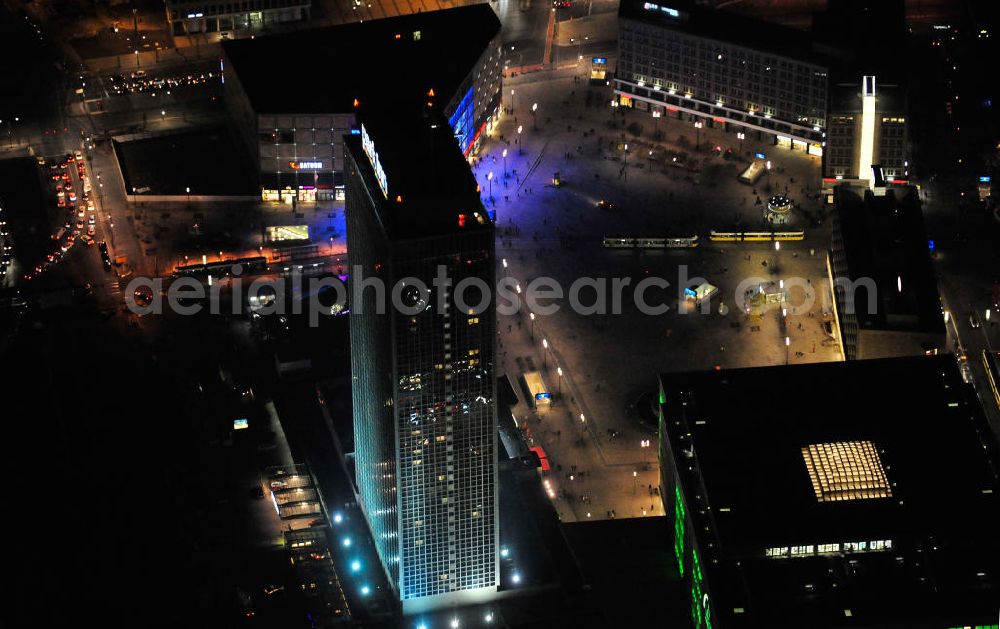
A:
[[561, 517, 689, 628], [659, 355, 1000, 628], [345, 106, 491, 240], [221, 5, 500, 114], [833, 183, 944, 335], [813, 0, 908, 78], [618, 0, 832, 67], [113, 128, 257, 196], [829, 79, 906, 114]]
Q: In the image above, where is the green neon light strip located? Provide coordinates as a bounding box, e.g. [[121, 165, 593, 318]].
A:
[[674, 485, 686, 577]]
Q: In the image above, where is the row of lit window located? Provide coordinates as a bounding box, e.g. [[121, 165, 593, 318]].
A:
[[764, 539, 893, 557], [630, 81, 818, 117]]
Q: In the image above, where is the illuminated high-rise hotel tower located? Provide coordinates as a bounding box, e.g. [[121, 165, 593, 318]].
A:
[[345, 106, 498, 614]]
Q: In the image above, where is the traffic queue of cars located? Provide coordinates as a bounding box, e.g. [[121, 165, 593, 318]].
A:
[[0, 204, 10, 279], [24, 150, 97, 281]]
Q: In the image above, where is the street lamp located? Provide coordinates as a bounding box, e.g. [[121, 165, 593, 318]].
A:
[[517, 125, 523, 155], [648, 149, 653, 172], [502, 149, 508, 178], [529, 312, 535, 340], [694, 120, 703, 150], [623, 143, 628, 183], [556, 366, 563, 396], [785, 336, 791, 365], [510, 88, 515, 115], [186, 186, 191, 205], [737, 131, 745, 154], [507, 45, 523, 71], [542, 338, 549, 368], [531, 103, 538, 130], [487, 171, 494, 200]]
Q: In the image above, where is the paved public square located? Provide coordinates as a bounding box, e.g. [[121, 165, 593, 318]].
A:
[[479, 65, 843, 522]]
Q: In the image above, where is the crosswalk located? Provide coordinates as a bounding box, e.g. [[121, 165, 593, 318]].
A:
[[94, 278, 124, 313]]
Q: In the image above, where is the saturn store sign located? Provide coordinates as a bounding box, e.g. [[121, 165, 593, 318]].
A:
[[289, 160, 324, 170]]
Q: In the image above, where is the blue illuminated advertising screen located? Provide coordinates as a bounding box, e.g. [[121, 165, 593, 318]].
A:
[[449, 86, 476, 154]]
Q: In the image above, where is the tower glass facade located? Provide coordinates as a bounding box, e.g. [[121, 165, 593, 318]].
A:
[[345, 118, 498, 612], [394, 233, 497, 602], [346, 158, 399, 586]]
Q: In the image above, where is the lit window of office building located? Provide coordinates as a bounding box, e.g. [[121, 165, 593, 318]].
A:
[[616, 0, 828, 155]]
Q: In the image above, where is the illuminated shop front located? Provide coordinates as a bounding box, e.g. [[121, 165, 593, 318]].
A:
[[450, 85, 502, 159], [261, 167, 343, 203], [450, 87, 476, 154]]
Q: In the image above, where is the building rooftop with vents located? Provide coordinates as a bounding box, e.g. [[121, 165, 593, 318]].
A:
[[658, 355, 1000, 628], [829, 182, 945, 359], [221, 4, 501, 115], [618, 0, 834, 65]]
